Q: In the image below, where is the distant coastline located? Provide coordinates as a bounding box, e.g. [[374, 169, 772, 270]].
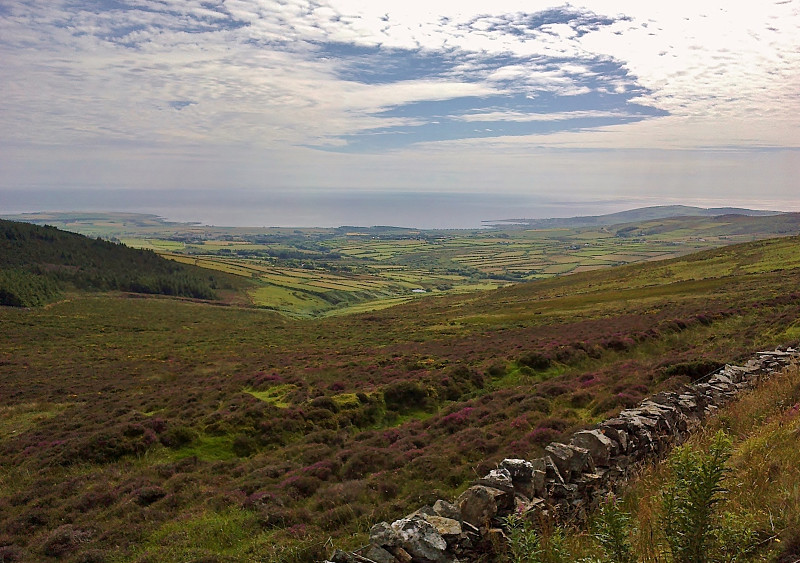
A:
[[2, 188, 779, 231]]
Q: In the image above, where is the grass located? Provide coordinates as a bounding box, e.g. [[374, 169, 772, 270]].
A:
[[12, 210, 799, 317], [245, 385, 297, 408], [0, 402, 72, 437], [498, 364, 800, 563], [2, 233, 800, 560], [621, 363, 800, 561]]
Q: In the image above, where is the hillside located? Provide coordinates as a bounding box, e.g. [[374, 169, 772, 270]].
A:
[[0, 219, 235, 306], [1, 235, 800, 561], [4, 209, 800, 317], [490, 204, 783, 229]]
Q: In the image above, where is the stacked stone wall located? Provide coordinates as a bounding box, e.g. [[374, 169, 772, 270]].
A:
[[328, 348, 798, 563]]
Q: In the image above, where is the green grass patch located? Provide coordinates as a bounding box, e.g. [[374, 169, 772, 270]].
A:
[[245, 385, 297, 408], [0, 402, 72, 437], [173, 435, 236, 461]]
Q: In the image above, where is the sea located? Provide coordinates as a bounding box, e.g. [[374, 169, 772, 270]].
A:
[[1, 188, 648, 230]]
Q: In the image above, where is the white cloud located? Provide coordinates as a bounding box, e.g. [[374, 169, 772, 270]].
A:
[[0, 0, 798, 202]]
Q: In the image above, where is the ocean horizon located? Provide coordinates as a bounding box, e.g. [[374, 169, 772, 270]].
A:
[[0, 188, 738, 230]]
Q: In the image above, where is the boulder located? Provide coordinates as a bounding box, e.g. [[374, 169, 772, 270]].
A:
[[432, 499, 461, 521], [370, 522, 401, 548], [545, 443, 592, 481], [457, 485, 511, 531], [362, 544, 399, 563], [392, 516, 448, 562], [476, 468, 514, 493], [571, 430, 613, 467], [499, 458, 534, 481], [388, 547, 413, 563], [420, 515, 462, 539], [532, 468, 546, 497], [498, 459, 540, 498], [599, 425, 629, 455], [544, 455, 565, 485]]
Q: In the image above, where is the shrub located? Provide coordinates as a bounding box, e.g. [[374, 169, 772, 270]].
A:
[[593, 494, 635, 563], [383, 381, 427, 412], [661, 431, 732, 563], [135, 485, 167, 506], [486, 363, 507, 378], [41, 525, 92, 557], [160, 425, 197, 448], [232, 434, 258, 457], [0, 545, 24, 562], [309, 396, 339, 413], [519, 352, 551, 371]]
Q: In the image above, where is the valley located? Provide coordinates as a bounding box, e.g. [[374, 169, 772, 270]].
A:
[[1, 210, 800, 561]]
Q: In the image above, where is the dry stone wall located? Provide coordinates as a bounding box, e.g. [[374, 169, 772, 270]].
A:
[[328, 348, 798, 563]]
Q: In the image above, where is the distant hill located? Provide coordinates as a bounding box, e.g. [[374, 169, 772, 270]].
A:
[[487, 205, 782, 229], [0, 219, 221, 306]]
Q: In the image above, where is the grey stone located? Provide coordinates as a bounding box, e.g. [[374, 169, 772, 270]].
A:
[[543, 455, 565, 485], [433, 499, 461, 521], [600, 425, 629, 455], [362, 544, 399, 563], [370, 521, 401, 547], [409, 505, 436, 518], [421, 514, 462, 538], [499, 458, 534, 481], [392, 516, 447, 562], [571, 430, 614, 467], [532, 469, 546, 497], [529, 457, 546, 473], [477, 468, 514, 493], [388, 547, 412, 563], [545, 442, 592, 480], [457, 485, 510, 530]]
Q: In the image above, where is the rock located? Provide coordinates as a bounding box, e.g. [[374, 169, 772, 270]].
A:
[[409, 505, 436, 518], [571, 430, 613, 467], [388, 547, 413, 563], [514, 495, 545, 516], [476, 468, 514, 493], [499, 458, 534, 481], [371, 522, 402, 548], [544, 455, 565, 485], [363, 544, 399, 563], [330, 550, 353, 563], [421, 515, 462, 538], [545, 443, 592, 480], [530, 469, 547, 499], [599, 426, 629, 455], [392, 516, 448, 562], [457, 485, 511, 531], [529, 457, 546, 472], [433, 499, 461, 521]]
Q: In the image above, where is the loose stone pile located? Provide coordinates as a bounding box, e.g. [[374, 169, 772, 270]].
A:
[[328, 348, 798, 563]]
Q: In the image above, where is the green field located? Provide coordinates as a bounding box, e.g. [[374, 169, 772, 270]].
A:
[[3, 217, 800, 561], [8, 211, 799, 317]]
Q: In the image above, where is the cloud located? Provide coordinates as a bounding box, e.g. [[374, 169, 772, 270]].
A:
[[0, 0, 798, 201]]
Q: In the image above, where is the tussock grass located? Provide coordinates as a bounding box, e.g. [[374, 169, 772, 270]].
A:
[[626, 363, 800, 562]]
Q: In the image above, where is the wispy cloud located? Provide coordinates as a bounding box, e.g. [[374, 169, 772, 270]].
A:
[[0, 0, 798, 200]]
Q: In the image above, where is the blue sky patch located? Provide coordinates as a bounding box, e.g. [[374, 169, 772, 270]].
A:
[[329, 113, 653, 152], [316, 43, 666, 152], [316, 42, 459, 85]]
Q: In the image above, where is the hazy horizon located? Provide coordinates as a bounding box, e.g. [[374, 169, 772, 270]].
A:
[[2, 188, 797, 230]]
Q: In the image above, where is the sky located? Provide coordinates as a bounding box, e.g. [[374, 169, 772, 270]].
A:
[[1, 0, 799, 222]]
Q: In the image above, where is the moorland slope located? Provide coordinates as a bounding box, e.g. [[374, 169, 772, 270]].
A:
[[0, 219, 241, 306], [1, 232, 800, 561]]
